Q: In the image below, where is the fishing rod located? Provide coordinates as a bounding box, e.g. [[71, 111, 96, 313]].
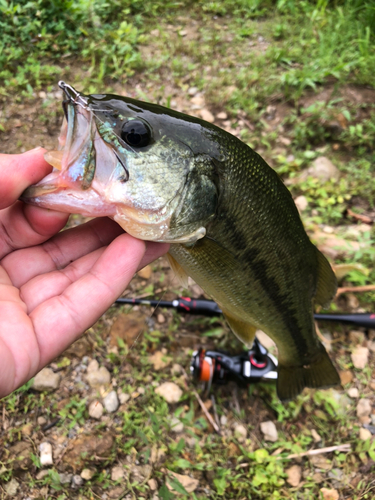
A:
[[115, 296, 375, 329]]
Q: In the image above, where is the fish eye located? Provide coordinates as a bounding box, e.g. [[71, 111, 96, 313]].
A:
[[121, 120, 151, 148]]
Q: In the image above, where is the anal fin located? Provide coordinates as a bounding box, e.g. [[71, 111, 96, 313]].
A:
[[167, 253, 189, 288], [222, 309, 257, 348], [315, 250, 337, 307]]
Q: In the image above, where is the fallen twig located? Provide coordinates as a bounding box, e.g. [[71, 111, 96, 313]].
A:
[[336, 285, 375, 297], [284, 443, 351, 459], [347, 208, 372, 224], [192, 387, 222, 435]]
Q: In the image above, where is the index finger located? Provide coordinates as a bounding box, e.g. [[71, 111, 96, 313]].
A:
[[0, 148, 52, 209]]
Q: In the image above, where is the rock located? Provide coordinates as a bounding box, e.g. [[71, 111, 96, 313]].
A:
[[21, 423, 33, 437], [216, 111, 228, 120], [137, 265, 152, 279], [108, 487, 126, 499], [148, 478, 158, 490], [149, 351, 172, 370], [72, 474, 84, 488], [260, 421, 278, 442], [220, 415, 227, 426], [348, 387, 359, 398], [171, 363, 183, 375], [294, 195, 308, 212], [359, 427, 372, 441], [340, 370, 353, 385], [32, 368, 60, 391], [86, 366, 111, 387], [5, 478, 19, 497], [304, 157, 340, 182], [111, 466, 125, 481], [87, 359, 99, 372], [169, 417, 184, 433], [39, 442, 53, 466], [234, 424, 248, 442], [130, 464, 152, 482], [37, 416, 47, 426], [188, 86, 199, 96], [286, 465, 302, 487], [89, 400, 104, 420], [157, 313, 166, 324], [320, 487, 339, 500], [349, 330, 365, 344], [59, 473, 73, 485], [103, 391, 119, 413], [118, 392, 130, 404], [357, 398, 372, 418], [310, 455, 332, 470], [199, 109, 215, 123], [351, 346, 369, 369], [9, 441, 33, 470], [166, 471, 199, 493], [63, 434, 114, 468], [311, 429, 322, 443], [81, 468, 96, 480], [328, 468, 343, 481], [109, 312, 146, 347], [155, 382, 182, 403]]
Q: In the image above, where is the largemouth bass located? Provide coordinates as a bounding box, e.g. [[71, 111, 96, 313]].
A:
[[23, 81, 340, 401]]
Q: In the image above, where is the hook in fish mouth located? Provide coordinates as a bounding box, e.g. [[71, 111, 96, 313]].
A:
[[58, 81, 88, 110]]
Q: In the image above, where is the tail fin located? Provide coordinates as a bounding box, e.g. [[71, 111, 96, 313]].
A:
[[277, 345, 341, 402]]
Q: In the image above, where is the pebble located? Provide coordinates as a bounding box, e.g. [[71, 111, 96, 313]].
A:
[[349, 330, 365, 344], [340, 370, 353, 385], [72, 474, 84, 488], [81, 468, 96, 480], [359, 427, 372, 441], [171, 363, 183, 375], [148, 478, 158, 490], [286, 464, 302, 487], [32, 368, 61, 391], [87, 359, 99, 372], [37, 416, 47, 426], [311, 428, 322, 443], [348, 387, 359, 398], [86, 366, 111, 387], [320, 487, 339, 500], [169, 417, 184, 433], [118, 392, 131, 404], [5, 478, 19, 497], [166, 471, 199, 493], [157, 313, 166, 324], [199, 109, 215, 123], [188, 86, 199, 96], [103, 391, 119, 413], [216, 111, 228, 120], [294, 195, 308, 212], [39, 442, 53, 465], [308, 156, 341, 182], [356, 398, 372, 418], [59, 473, 72, 485], [155, 382, 182, 403], [351, 346, 369, 369], [220, 415, 228, 426], [234, 424, 248, 442], [111, 465, 125, 481], [149, 351, 171, 370], [260, 420, 278, 442], [89, 400, 104, 420]]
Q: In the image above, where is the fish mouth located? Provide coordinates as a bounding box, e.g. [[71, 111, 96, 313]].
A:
[[22, 82, 118, 217]]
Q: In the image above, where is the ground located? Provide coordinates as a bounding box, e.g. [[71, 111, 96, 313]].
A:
[[1, 2, 375, 500]]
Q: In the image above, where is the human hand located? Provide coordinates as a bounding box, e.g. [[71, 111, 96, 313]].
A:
[[0, 148, 169, 398]]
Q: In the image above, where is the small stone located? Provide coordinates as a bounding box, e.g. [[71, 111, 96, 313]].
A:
[[279, 136, 292, 146], [216, 111, 228, 120], [340, 370, 353, 385], [103, 391, 119, 413], [81, 468, 96, 480], [188, 86, 199, 96], [39, 442, 53, 466], [111, 466, 125, 481], [234, 424, 248, 442], [72, 474, 84, 488], [148, 478, 158, 490], [157, 313, 166, 324], [5, 478, 19, 497], [169, 417, 184, 433], [166, 471, 199, 493], [220, 415, 227, 426], [171, 363, 183, 375], [155, 382, 182, 403], [87, 359, 99, 373], [32, 368, 60, 391], [21, 423, 33, 437], [118, 392, 130, 404], [348, 387, 359, 398], [137, 265, 152, 279], [89, 400, 104, 420], [38, 416, 47, 426], [359, 427, 372, 441], [286, 464, 302, 487], [351, 346, 369, 369], [349, 330, 365, 344], [311, 429, 322, 443], [320, 487, 339, 500], [357, 398, 372, 418], [260, 421, 278, 442], [59, 473, 72, 485], [308, 157, 340, 182], [199, 109, 215, 123], [86, 366, 111, 387], [294, 195, 308, 212]]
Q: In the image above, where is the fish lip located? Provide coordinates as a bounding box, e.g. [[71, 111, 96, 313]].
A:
[[58, 81, 88, 110]]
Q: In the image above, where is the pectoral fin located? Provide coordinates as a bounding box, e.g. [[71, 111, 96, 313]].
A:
[[222, 309, 257, 348], [167, 252, 189, 288], [314, 250, 337, 307]]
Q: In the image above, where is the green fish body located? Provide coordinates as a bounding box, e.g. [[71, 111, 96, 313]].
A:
[[23, 82, 340, 401]]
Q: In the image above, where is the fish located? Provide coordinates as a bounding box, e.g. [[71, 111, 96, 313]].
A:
[[22, 81, 340, 401]]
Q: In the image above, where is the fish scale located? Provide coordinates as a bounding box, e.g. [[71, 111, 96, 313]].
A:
[[22, 82, 340, 401]]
